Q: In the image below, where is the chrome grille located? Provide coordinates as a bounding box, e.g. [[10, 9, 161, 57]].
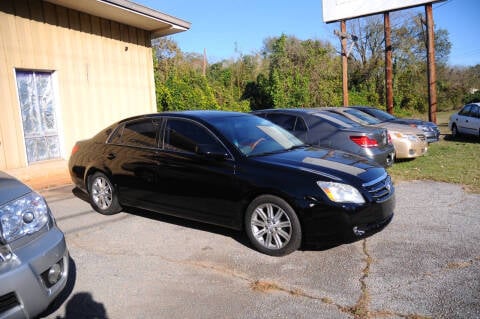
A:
[[363, 174, 394, 202], [417, 134, 426, 141]]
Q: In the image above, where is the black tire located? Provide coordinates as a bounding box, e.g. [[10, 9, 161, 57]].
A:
[[245, 195, 302, 256], [88, 172, 122, 215], [451, 124, 459, 138]]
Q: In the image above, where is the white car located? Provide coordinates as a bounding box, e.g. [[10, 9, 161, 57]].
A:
[[449, 103, 480, 138]]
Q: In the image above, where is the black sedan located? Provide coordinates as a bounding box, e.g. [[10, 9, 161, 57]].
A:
[[253, 108, 395, 167], [69, 111, 395, 256], [351, 106, 440, 143]]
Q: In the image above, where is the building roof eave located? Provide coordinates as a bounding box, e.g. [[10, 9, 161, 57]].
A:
[[44, 0, 191, 38]]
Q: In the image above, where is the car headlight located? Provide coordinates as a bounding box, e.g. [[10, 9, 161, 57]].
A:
[[317, 181, 365, 204], [0, 192, 50, 243], [416, 125, 428, 131], [392, 132, 418, 141]]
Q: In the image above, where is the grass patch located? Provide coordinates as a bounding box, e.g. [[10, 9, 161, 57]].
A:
[[388, 110, 480, 192]]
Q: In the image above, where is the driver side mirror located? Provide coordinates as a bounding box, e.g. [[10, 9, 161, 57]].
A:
[[196, 144, 229, 160]]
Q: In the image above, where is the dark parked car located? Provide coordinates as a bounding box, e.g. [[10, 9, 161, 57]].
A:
[[0, 171, 69, 318], [351, 106, 440, 143], [69, 111, 395, 256], [253, 108, 395, 168]]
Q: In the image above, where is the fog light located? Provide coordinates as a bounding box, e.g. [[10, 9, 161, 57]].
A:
[[47, 263, 62, 285], [353, 226, 365, 236], [0, 245, 13, 263]]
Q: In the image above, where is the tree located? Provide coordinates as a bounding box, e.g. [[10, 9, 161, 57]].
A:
[[253, 34, 341, 109], [153, 37, 219, 111], [347, 11, 453, 112]]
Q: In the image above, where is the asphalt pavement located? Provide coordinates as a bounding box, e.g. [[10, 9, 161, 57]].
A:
[[40, 181, 480, 319]]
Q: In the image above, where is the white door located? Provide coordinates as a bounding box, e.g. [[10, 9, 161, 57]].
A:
[[16, 71, 61, 164]]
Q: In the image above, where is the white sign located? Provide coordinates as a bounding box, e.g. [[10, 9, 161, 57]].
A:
[[322, 0, 445, 23]]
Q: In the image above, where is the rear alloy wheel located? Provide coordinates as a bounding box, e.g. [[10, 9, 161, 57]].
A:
[[88, 172, 122, 215], [245, 195, 301, 256]]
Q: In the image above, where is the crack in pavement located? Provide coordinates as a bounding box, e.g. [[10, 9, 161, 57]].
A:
[[68, 238, 435, 318]]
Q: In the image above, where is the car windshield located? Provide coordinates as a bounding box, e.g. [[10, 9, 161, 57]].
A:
[[208, 114, 305, 156], [360, 108, 396, 122], [343, 109, 382, 125], [314, 111, 363, 128]]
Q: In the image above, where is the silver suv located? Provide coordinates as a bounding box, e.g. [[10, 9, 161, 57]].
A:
[[0, 171, 69, 318]]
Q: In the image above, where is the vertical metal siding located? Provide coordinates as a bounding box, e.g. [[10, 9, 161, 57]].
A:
[[0, 0, 156, 169]]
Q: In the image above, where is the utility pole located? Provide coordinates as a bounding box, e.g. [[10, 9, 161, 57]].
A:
[[384, 12, 394, 115], [202, 48, 207, 77], [425, 3, 437, 123], [340, 20, 348, 106], [335, 22, 357, 107]]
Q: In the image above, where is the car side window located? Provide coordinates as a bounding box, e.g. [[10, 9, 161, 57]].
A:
[[294, 117, 307, 132], [267, 114, 296, 131], [471, 105, 480, 118], [108, 125, 124, 144], [111, 120, 158, 148], [459, 105, 472, 116], [163, 119, 224, 154]]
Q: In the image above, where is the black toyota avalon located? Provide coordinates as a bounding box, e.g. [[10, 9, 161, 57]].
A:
[[69, 111, 394, 256]]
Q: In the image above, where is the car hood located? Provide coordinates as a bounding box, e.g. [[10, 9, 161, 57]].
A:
[[252, 147, 385, 183], [0, 171, 32, 205], [371, 122, 424, 134], [390, 118, 436, 128]]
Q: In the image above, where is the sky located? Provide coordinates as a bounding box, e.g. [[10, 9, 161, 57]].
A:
[[137, 0, 479, 67]]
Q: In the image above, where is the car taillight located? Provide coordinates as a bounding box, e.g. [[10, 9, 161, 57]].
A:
[[350, 136, 378, 148], [387, 133, 392, 144], [71, 144, 79, 156]]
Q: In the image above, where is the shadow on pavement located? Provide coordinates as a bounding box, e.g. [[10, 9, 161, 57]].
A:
[[52, 292, 108, 319], [39, 256, 109, 319], [70, 187, 345, 253]]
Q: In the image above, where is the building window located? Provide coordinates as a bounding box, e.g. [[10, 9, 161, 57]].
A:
[[15, 70, 61, 164]]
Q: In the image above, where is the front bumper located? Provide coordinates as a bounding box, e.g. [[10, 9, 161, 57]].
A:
[[301, 193, 395, 247], [393, 139, 428, 159], [0, 227, 69, 319], [424, 129, 440, 143]]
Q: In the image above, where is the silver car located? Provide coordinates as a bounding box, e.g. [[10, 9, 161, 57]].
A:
[[322, 107, 428, 159], [449, 102, 480, 138], [0, 171, 69, 318]]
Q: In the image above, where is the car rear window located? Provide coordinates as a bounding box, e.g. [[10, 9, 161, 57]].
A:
[[313, 112, 361, 128], [343, 109, 381, 125], [108, 120, 158, 148]]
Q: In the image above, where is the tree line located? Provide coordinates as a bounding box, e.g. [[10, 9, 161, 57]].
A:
[[153, 13, 480, 116]]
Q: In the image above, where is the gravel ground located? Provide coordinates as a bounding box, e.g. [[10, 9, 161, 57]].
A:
[[40, 181, 480, 319]]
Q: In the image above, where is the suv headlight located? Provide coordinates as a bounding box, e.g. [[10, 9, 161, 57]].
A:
[[0, 192, 50, 243], [317, 181, 365, 204]]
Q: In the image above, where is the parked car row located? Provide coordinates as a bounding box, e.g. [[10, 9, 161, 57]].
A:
[[254, 106, 436, 166], [351, 106, 440, 143]]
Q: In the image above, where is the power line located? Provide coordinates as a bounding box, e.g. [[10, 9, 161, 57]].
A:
[[433, 0, 453, 10]]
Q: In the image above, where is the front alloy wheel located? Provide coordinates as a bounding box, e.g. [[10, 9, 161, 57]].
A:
[[245, 195, 301, 256], [88, 172, 122, 215]]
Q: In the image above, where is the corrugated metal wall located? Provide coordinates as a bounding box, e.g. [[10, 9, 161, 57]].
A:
[[0, 0, 157, 169]]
